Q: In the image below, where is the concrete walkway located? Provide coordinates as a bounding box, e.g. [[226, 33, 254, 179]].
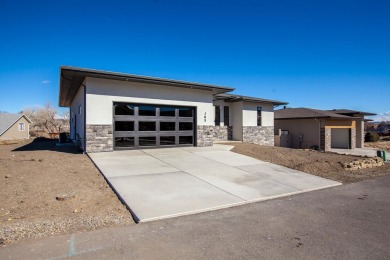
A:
[[329, 147, 378, 157], [89, 145, 340, 222]]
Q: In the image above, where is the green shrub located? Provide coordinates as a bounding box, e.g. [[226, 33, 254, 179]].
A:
[[365, 131, 380, 142]]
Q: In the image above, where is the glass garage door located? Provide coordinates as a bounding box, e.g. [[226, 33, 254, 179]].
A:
[[113, 102, 195, 149]]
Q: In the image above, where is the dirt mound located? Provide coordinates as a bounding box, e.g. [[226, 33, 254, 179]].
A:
[[227, 143, 390, 184]]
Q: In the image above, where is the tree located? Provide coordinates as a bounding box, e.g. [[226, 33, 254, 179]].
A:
[[22, 103, 70, 137], [378, 121, 387, 128]]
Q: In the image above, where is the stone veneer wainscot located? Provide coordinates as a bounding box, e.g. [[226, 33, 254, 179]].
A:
[[242, 126, 274, 146], [86, 125, 113, 153]]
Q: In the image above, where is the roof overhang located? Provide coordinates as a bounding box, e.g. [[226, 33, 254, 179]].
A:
[[59, 66, 234, 107], [214, 94, 288, 106], [275, 116, 360, 120]]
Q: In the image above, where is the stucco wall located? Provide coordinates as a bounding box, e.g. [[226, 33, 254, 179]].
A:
[[242, 102, 274, 127], [70, 81, 85, 149], [0, 117, 30, 140], [274, 119, 321, 149], [85, 77, 215, 126]]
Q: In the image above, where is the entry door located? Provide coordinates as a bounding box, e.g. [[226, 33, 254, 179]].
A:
[[113, 103, 195, 149]]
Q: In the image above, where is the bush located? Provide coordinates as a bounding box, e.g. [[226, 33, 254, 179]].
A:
[[365, 131, 380, 142]]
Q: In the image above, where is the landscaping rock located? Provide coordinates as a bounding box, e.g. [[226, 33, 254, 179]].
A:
[[342, 157, 384, 171], [5, 174, 11, 178], [56, 193, 76, 201]]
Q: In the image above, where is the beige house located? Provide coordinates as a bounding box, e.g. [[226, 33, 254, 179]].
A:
[[0, 114, 32, 140], [274, 108, 375, 151]]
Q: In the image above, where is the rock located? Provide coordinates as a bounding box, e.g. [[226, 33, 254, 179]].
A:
[[56, 193, 76, 201], [5, 174, 11, 178], [73, 209, 78, 213], [0, 238, 4, 245]]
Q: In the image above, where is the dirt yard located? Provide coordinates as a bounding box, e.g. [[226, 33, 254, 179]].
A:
[[364, 137, 390, 152], [228, 143, 390, 184], [0, 139, 134, 245]]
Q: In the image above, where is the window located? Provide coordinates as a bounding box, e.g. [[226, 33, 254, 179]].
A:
[[115, 104, 135, 115], [224, 106, 230, 126], [138, 105, 156, 116], [18, 122, 25, 131], [159, 107, 176, 117], [215, 106, 220, 126], [139, 122, 156, 131], [179, 108, 193, 117], [160, 136, 175, 146], [115, 121, 134, 131], [257, 107, 262, 126], [160, 122, 176, 131], [179, 122, 192, 131]]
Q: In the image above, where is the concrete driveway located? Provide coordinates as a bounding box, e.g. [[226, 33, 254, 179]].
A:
[[89, 145, 340, 222]]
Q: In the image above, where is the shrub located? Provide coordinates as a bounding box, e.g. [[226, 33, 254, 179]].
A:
[[365, 131, 380, 142]]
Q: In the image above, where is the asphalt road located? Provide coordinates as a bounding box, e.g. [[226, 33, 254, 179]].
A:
[[1, 175, 390, 260]]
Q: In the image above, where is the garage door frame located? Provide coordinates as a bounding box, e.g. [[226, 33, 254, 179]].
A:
[[113, 102, 196, 150]]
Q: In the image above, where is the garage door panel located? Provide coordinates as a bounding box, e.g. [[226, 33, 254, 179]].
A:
[[113, 102, 195, 149], [331, 128, 350, 149]]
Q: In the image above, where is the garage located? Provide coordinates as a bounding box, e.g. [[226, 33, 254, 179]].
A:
[[331, 128, 351, 149], [113, 102, 195, 149]]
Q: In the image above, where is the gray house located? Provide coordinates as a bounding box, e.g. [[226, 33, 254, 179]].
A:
[[59, 66, 287, 152]]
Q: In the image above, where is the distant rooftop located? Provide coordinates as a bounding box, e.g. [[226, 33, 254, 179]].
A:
[[274, 108, 358, 120], [329, 109, 376, 116]]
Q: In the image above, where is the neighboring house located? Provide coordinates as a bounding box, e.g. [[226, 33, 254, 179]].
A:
[[58, 66, 287, 152], [274, 108, 376, 151], [0, 113, 32, 140]]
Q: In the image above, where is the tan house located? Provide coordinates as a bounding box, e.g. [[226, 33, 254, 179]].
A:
[[274, 108, 376, 151], [0, 114, 32, 140]]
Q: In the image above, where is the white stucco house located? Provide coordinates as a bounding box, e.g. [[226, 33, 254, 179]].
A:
[[59, 66, 287, 152]]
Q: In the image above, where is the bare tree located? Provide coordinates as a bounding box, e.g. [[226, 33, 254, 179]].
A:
[[23, 103, 69, 137]]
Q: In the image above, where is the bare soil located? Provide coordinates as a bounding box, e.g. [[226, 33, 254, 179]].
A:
[[0, 139, 134, 244], [228, 143, 390, 184], [364, 137, 390, 152]]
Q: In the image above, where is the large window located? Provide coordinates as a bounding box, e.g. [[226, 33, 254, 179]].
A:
[[215, 106, 220, 126], [224, 106, 229, 126], [257, 107, 262, 126]]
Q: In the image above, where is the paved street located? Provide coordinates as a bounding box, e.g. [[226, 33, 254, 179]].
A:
[[1, 175, 390, 260]]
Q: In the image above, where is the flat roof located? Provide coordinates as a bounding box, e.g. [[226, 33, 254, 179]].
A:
[[275, 107, 359, 120], [214, 93, 288, 106], [329, 109, 377, 116], [59, 66, 235, 107]]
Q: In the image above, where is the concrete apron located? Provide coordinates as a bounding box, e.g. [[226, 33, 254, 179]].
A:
[[89, 145, 341, 223]]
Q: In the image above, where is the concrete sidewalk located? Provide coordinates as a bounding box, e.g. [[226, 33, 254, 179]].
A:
[[329, 147, 378, 157], [1, 176, 389, 260], [89, 145, 340, 222]]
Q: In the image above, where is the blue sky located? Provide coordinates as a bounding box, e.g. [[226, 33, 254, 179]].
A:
[[0, 0, 389, 120]]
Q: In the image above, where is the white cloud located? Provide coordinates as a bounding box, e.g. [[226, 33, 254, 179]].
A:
[[41, 80, 50, 84], [373, 111, 390, 122]]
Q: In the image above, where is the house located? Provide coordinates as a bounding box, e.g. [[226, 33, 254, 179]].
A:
[[0, 113, 32, 140], [274, 108, 376, 151], [58, 66, 287, 152]]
